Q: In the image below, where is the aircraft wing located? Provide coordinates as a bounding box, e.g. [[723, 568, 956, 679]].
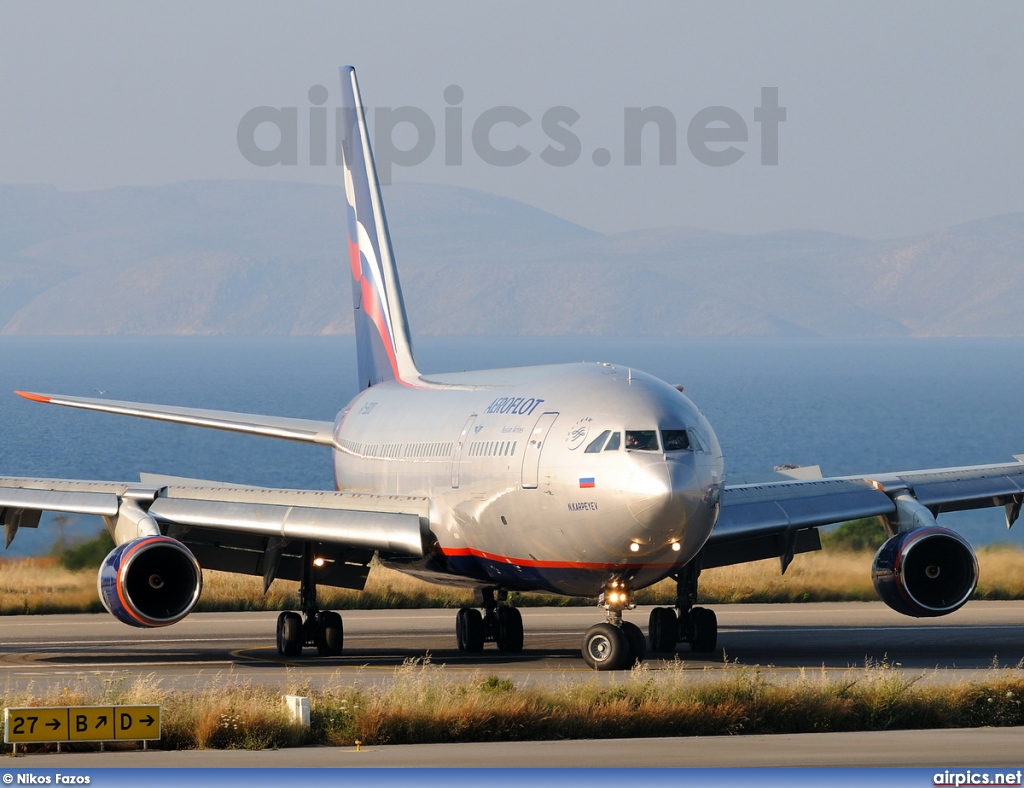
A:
[[0, 475, 431, 589], [706, 459, 1024, 570], [16, 391, 336, 446]]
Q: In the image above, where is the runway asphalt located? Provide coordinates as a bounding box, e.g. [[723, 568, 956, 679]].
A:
[[3, 602, 1023, 692]]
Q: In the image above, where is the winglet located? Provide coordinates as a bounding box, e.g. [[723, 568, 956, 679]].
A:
[[338, 66, 421, 390], [15, 391, 51, 404]]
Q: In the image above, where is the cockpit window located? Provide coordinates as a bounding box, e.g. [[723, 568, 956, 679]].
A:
[[625, 430, 659, 451], [584, 430, 611, 453], [662, 430, 691, 451], [604, 431, 621, 451]]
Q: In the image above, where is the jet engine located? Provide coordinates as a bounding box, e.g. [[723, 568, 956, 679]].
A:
[[871, 526, 978, 617], [98, 535, 203, 627]]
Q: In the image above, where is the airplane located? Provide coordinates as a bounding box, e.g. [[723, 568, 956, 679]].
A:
[[2, 66, 1023, 671]]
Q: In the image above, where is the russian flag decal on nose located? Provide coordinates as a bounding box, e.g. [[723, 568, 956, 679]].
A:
[[579, 477, 595, 488]]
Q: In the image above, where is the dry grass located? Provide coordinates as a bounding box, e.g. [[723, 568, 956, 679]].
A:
[[3, 545, 1024, 616], [0, 557, 105, 615], [6, 659, 1024, 751]]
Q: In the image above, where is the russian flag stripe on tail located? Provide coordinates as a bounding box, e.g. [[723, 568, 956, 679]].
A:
[[338, 66, 421, 390]]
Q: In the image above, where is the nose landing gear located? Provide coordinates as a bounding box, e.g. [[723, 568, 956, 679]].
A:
[[455, 588, 524, 653], [648, 561, 718, 655], [581, 580, 646, 670]]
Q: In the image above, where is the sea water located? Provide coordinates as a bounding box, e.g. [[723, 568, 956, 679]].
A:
[[1, 335, 1023, 555]]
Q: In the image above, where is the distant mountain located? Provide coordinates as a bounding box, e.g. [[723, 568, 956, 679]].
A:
[[2, 180, 1023, 336]]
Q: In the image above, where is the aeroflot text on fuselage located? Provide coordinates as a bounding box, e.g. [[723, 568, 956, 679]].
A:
[[483, 397, 546, 416]]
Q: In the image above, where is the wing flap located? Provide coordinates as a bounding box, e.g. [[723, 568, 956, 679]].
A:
[[159, 483, 430, 516], [148, 497, 428, 556], [16, 391, 336, 446], [0, 485, 120, 516]]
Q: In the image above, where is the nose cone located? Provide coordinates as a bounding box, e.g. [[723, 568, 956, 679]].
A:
[[626, 457, 690, 530]]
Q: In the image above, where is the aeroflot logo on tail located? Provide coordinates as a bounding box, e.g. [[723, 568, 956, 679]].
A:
[[237, 84, 786, 184], [484, 397, 546, 416]]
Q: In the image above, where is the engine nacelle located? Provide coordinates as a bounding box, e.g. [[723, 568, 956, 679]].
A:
[[872, 527, 978, 617], [98, 535, 203, 628]]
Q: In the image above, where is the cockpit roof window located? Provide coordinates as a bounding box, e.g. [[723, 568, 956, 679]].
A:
[[625, 430, 659, 451]]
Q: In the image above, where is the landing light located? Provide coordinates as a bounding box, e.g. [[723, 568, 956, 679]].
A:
[[313, 557, 326, 568], [629, 542, 640, 553], [671, 542, 681, 552]]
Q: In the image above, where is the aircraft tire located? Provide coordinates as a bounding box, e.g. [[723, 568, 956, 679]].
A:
[[317, 611, 344, 657], [455, 607, 468, 650], [581, 623, 629, 671], [495, 606, 524, 653], [648, 606, 679, 653], [456, 607, 485, 652], [621, 620, 646, 666], [690, 607, 718, 653], [277, 611, 303, 657]]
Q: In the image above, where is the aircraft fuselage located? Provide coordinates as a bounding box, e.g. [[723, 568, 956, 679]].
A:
[[332, 361, 724, 597]]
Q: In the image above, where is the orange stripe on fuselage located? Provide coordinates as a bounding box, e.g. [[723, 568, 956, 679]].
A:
[[439, 546, 682, 572]]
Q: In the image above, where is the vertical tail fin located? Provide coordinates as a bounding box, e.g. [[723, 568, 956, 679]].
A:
[[339, 66, 421, 390]]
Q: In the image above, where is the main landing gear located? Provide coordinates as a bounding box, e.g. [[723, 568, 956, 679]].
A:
[[647, 561, 718, 655], [580, 580, 647, 671], [276, 544, 345, 658], [455, 588, 524, 653]]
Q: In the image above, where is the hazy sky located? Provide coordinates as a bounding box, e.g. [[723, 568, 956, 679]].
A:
[[2, 1, 1022, 238]]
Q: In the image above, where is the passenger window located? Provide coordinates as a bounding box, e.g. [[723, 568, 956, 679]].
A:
[[625, 430, 659, 451], [604, 432, 621, 451], [662, 430, 691, 452], [585, 430, 610, 453]]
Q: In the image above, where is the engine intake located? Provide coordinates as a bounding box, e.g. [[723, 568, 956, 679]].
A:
[[98, 535, 203, 627], [872, 527, 978, 617]]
